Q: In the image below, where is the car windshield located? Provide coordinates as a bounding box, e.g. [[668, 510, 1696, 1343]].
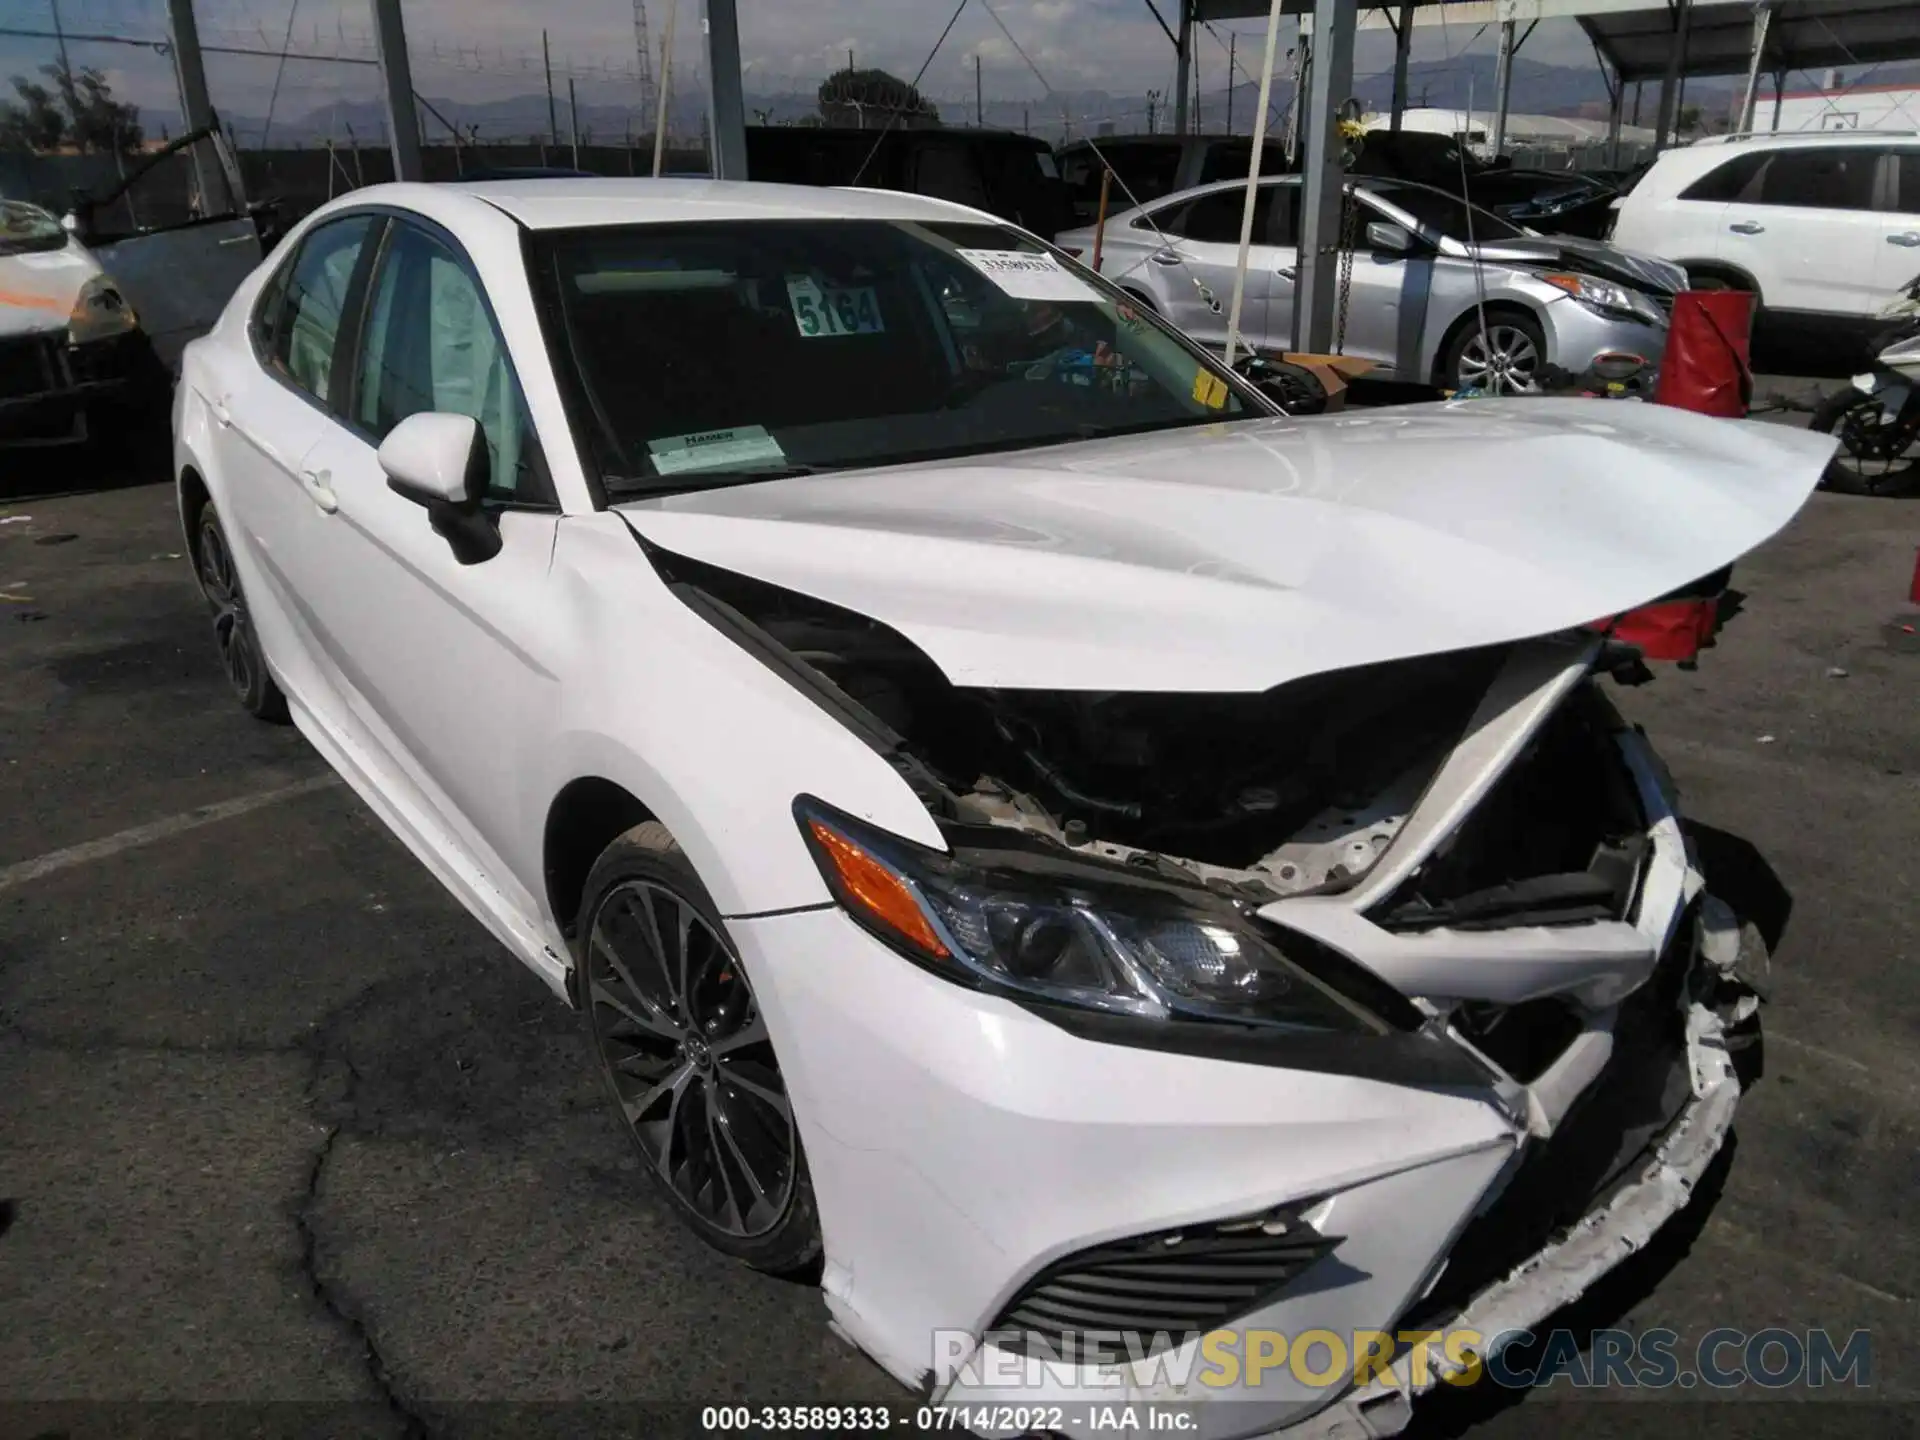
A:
[[0, 199, 69, 258], [1362, 181, 1527, 243], [530, 218, 1254, 495]]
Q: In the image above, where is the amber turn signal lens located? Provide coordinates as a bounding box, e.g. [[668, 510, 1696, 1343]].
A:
[[807, 820, 950, 958]]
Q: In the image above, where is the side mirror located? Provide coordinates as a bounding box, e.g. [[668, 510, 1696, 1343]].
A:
[[378, 412, 502, 565], [60, 212, 79, 235], [1365, 220, 1416, 254]]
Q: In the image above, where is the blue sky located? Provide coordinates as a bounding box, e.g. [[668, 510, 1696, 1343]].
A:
[[4, 0, 1610, 132]]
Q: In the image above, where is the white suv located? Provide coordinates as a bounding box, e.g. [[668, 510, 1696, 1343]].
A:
[[1610, 132, 1920, 329]]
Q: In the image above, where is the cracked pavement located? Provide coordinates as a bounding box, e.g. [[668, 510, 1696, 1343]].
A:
[[0, 459, 1915, 1440]]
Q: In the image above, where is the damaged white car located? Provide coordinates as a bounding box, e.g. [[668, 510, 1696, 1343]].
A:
[[173, 180, 1834, 1438]]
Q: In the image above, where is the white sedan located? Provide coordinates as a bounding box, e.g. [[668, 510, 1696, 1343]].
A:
[[175, 179, 1832, 1436]]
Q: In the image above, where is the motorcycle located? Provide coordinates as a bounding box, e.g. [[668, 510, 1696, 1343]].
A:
[[1809, 272, 1920, 496]]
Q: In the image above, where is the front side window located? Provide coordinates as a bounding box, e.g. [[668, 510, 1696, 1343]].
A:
[[353, 221, 543, 503], [1755, 147, 1879, 211], [531, 218, 1257, 498], [260, 214, 375, 404]]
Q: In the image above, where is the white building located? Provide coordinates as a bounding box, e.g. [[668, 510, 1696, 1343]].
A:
[[1363, 107, 1658, 150], [1765, 83, 1920, 133]]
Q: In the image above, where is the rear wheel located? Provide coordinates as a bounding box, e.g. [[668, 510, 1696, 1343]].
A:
[[195, 506, 288, 721], [576, 823, 821, 1274], [1809, 387, 1920, 496]]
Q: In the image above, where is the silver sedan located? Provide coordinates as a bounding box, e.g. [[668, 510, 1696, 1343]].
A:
[[1058, 174, 1683, 394]]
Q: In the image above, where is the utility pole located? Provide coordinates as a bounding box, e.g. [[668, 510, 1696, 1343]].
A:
[[633, 0, 656, 133], [1226, 31, 1236, 134], [976, 53, 983, 126], [544, 30, 559, 145], [652, 0, 677, 175], [569, 77, 581, 167], [50, 0, 72, 75]]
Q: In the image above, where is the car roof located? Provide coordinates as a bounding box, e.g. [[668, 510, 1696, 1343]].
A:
[[437, 177, 1002, 230]]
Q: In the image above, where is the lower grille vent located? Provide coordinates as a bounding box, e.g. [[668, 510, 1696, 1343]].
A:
[[989, 1207, 1338, 1354]]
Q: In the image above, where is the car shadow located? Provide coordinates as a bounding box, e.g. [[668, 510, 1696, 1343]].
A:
[[1400, 1134, 1739, 1438], [1684, 821, 1793, 956]]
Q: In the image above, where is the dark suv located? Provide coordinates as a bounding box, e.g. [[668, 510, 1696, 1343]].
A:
[[744, 127, 1071, 238]]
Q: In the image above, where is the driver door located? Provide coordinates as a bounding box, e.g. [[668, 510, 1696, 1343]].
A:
[[274, 214, 563, 918], [82, 129, 262, 371]]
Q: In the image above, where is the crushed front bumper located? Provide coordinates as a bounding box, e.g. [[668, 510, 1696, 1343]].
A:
[[0, 329, 144, 446]]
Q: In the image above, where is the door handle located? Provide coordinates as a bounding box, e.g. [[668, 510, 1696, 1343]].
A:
[[210, 393, 233, 427], [1150, 248, 1182, 266], [1728, 220, 1764, 235], [1889, 232, 1920, 247], [1276, 266, 1297, 281], [300, 468, 339, 514]]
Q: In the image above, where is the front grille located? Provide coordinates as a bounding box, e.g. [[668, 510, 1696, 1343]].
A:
[[0, 334, 60, 401], [989, 1208, 1338, 1353]]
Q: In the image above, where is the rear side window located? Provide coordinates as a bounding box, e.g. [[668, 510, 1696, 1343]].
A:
[[1160, 187, 1279, 245], [1679, 152, 1768, 202], [254, 214, 376, 405], [1754, 147, 1879, 211]]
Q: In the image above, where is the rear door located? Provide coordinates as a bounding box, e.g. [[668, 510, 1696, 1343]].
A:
[[1151, 186, 1278, 350], [1719, 144, 1882, 316], [204, 211, 380, 714]]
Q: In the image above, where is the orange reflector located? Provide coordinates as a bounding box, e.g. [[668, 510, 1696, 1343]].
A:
[[807, 820, 949, 957]]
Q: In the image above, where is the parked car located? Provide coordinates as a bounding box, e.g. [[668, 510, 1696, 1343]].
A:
[[1608, 131, 1920, 341], [1058, 174, 1681, 392], [1, 197, 155, 446], [744, 125, 1071, 237], [174, 176, 1831, 1440], [1059, 132, 1620, 238]]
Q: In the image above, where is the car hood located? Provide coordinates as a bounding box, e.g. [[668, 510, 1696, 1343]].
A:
[[0, 237, 102, 339], [1464, 234, 1685, 297], [615, 399, 1834, 694]]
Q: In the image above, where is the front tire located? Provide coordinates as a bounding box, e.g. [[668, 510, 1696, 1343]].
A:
[[195, 506, 288, 722], [1809, 388, 1920, 496], [1443, 309, 1546, 395], [576, 823, 822, 1275]]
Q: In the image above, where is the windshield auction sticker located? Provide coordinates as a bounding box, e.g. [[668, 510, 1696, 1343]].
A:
[[955, 249, 1102, 304], [648, 425, 787, 476]]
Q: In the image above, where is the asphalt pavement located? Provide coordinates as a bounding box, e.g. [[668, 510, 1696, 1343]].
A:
[[0, 443, 1916, 1440]]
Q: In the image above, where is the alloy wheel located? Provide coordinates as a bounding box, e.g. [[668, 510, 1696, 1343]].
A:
[[585, 880, 796, 1239], [1833, 396, 1920, 488], [1457, 325, 1542, 395], [198, 518, 260, 701]]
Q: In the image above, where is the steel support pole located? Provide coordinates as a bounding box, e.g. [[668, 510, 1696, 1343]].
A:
[[1491, 18, 1515, 155], [1653, 0, 1692, 151], [165, 0, 220, 202], [1173, 0, 1193, 136], [702, 0, 748, 178], [1771, 68, 1785, 131], [1294, 0, 1355, 354], [369, 0, 422, 180], [1606, 62, 1625, 166], [1739, 2, 1773, 133], [1389, 1, 1413, 132]]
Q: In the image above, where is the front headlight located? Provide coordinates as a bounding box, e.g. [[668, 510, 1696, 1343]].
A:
[[68, 273, 139, 345], [796, 797, 1392, 1034], [1542, 272, 1662, 326]]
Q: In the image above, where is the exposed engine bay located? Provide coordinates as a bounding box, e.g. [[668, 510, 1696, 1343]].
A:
[[654, 545, 1651, 925]]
